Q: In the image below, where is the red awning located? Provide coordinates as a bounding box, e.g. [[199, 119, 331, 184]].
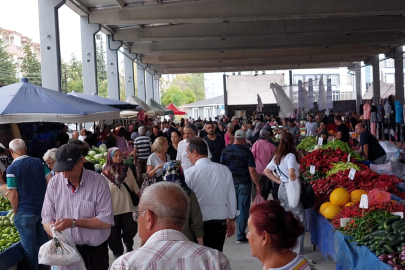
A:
[[166, 103, 187, 115]]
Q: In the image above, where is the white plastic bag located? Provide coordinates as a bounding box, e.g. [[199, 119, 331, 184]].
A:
[[286, 179, 301, 208], [39, 226, 82, 266]]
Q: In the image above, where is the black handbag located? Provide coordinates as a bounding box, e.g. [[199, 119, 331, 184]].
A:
[[276, 164, 315, 209], [122, 182, 139, 207]]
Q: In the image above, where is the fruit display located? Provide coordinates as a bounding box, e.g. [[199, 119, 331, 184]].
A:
[[0, 210, 20, 253]]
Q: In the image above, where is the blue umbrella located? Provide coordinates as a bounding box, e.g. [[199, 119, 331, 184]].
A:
[[0, 79, 120, 124]]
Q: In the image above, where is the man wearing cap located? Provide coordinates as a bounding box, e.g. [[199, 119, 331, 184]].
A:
[[41, 144, 114, 270], [220, 130, 260, 244], [6, 139, 53, 270]]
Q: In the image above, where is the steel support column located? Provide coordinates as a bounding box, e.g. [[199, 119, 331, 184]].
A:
[[372, 55, 380, 105], [153, 75, 161, 103], [145, 70, 154, 101], [354, 62, 362, 113], [80, 17, 101, 95], [137, 63, 146, 101], [123, 48, 136, 100], [395, 46, 404, 103], [106, 35, 122, 100], [38, 0, 65, 91]]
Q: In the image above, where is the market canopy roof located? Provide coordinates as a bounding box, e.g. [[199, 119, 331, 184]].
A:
[[363, 81, 396, 100], [147, 98, 173, 115], [68, 91, 136, 109], [166, 103, 186, 115], [181, 95, 224, 108], [67, 0, 405, 74], [0, 80, 120, 124], [126, 95, 165, 116]]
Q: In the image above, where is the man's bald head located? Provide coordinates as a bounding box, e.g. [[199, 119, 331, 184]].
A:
[[140, 182, 188, 228], [72, 131, 79, 140], [355, 123, 366, 136]]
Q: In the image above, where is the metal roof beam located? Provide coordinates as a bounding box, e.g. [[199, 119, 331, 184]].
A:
[[89, 0, 405, 25], [155, 62, 353, 74], [141, 45, 390, 64], [130, 33, 405, 54], [114, 16, 405, 42]]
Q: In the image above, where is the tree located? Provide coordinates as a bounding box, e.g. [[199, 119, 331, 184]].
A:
[[96, 34, 108, 97], [61, 54, 83, 93], [21, 43, 42, 85], [171, 73, 205, 101], [0, 39, 17, 85], [161, 86, 196, 106]]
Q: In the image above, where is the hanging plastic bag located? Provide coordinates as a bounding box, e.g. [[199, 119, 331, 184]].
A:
[[251, 194, 266, 208], [368, 189, 391, 203], [286, 179, 301, 208], [39, 226, 82, 266]]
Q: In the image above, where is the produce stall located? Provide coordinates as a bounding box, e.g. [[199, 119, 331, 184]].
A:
[[297, 138, 405, 269], [0, 199, 23, 270]]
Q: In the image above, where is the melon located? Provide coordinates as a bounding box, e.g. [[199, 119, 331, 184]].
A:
[[330, 187, 350, 207], [349, 190, 368, 203]]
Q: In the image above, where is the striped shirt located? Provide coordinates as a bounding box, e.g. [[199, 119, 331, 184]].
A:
[[134, 136, 151, 160], [41, 168, 114, 246], [267, 254, 310, 270], [111, 229, 231, 270]]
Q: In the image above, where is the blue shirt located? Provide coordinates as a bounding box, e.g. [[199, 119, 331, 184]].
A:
[[220, 144, 256, 185], [7, 155, 51, 215]]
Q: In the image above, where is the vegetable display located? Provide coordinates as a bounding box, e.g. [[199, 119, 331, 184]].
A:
[[297, 136, 317, 152], [300, 148, 351, 173], [322, 140, 364, 161], [301, 170, 325, 185], [0, 197, 12, 211], [85, 144, 108, 171], [0, 210, 20, 253], [326, 162, 360, 177]]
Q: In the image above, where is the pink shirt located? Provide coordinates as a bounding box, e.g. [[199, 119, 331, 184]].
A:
[[41, 168, 114, 246], [225, 132, 232, 146], [251, 139, 277, 175]]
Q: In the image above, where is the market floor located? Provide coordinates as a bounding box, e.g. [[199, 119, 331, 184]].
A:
[[107, 232, 336, 270]]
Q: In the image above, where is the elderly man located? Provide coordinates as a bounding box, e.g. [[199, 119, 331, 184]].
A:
[[111, 182, 231, 269], [7, 139, 53, 270], [355, 123, 387, 164], [133, 126, 152, 187], [185, 138, 237, 252], [71, 130, 79, 140], [176, 124, 211, 171], [41, 144, 114, 270], [221, 130, 260, 244], [231, 116, 240, 133]]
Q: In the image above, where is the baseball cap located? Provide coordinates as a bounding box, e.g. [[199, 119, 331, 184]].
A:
[[53, 144, 82, 172], [235, 130, 246, 139]]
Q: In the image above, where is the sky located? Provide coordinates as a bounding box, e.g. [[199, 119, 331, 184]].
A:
[[0, 0, 83, 61]]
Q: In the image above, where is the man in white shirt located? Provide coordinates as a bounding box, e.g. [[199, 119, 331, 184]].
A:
[[184, 138, 237, 252], [176, 124, 211, 171], [111, 182, 231, 270], [305, 115, 318, 136]]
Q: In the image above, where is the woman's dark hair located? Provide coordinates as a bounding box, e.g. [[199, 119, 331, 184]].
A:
[[250, 200, 304, 250], [68, 139, 90, 157], [273, 133, 300, 164], [118, 127, 126, 137], [153, 125, 160, 131], [171, 129, 182, 140], [320, 121, 327, 127]]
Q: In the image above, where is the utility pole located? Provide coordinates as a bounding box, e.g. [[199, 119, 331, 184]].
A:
[[64, 69, 67, 93]]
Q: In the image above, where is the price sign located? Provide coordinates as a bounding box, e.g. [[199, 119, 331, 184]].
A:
[[359, 194, 369, 209], [348, 168, 356, 180], [340, 218, 351, 227], [333, 137, 335, 143], [392, 212, 404, 219], [318, 137, 323, 146], [347, 154, 351, 163], [310, 165, 316, 174]]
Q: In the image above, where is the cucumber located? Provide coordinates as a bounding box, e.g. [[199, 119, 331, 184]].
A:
[[393, 219, 405, 228], [385, 216, 401, 229], [387, 238, 402, 248], [386, 227, 393, 233], [378, 240, 390, 248], [370, 245, 377, 252], [389, 235, 400, 241], [384, 244, 395, 254], [378, 224, 385, 230], [376, 250, 383, 256], [372, 230, 388, 236]]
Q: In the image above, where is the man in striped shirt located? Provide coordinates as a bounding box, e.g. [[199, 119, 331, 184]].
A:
[[133, 126, 151, 187], [111, 182, 231, 270], [41, 144, 114, 270]]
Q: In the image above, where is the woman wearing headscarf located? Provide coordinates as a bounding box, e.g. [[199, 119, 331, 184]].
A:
[[251, 129, 277, 201], [251, 122, 263, 144], [163, 161, 204, 245], [102, 147, 141, 259]]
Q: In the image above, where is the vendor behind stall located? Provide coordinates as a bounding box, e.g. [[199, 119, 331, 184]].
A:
[[334, 115, 350, 143], [355, 123, 386, 164]]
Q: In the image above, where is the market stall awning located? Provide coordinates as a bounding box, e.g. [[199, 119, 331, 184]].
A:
[[120, 110, 155, 119], [166, 103, 186, 115], [0, 80, 120, 124], [147, 99, 173, 115], [68, 91, 137, 110], [126, 96, 165, 116], [362, 81, 395, 100]]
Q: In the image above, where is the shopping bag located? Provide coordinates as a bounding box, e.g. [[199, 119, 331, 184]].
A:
[[51, 260, 87, 270], [38, 226, 82, 266], [251, 194, 266, 208], [286, 179, 301, 208], [370, 162, 392, 174]]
